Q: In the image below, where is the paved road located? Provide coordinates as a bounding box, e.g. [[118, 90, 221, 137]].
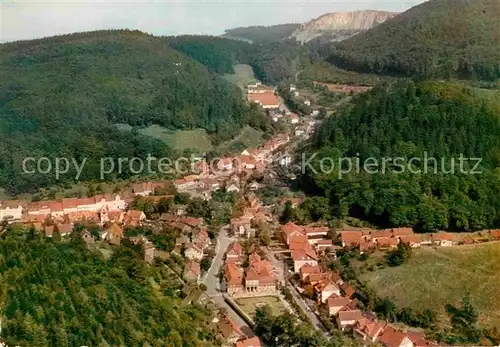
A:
[[265, 248, 329, 334], [288, 279, 329, 334], [202, 227, 254, 337]]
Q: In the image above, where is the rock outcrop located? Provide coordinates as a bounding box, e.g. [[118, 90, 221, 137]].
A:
[[290, 10, 398, 43]]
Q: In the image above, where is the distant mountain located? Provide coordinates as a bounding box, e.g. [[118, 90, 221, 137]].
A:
[[290, 10, 398, 43], [328, 0, 500, 81], [221, 24, 301, 44]]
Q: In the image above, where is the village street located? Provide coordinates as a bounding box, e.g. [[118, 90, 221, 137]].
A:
[[288, 278, 329, 334], [202, 227, 255, 337]]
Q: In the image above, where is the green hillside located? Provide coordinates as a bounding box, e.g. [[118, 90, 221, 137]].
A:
[[0, 30, 269, 194], [327, 0, 500, 81], [303, 80, 500, 231]]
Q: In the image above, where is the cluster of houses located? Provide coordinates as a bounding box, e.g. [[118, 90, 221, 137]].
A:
[[156, 213, 211, 282], [247, 82, 280, 109], [297, 259, 433, 347], [229, 193, 271, 239], [280, 221, 333, 273], [172, 133, 290, 199], [0, 193, 130, 225], [223, 242, 277, 297], [340, 227, 500, 251], [277, 221, 438, 346], [0, 179, 174, 226], [214, 312, 263, 347]]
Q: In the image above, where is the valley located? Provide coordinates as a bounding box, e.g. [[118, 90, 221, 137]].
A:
[[0, 0, 499, 346]]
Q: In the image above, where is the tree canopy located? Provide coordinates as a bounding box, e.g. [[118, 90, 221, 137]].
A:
[[0, 226, 215, 346], [302, 80, 500, 231], [327, 0, 500, 81]]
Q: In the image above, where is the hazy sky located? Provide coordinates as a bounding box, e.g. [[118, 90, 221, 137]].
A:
[[1, 0, 426, 43]]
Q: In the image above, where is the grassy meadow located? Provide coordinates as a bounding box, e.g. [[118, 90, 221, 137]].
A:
[[360, 242, 500, 329], [223, 64, 257, 91]]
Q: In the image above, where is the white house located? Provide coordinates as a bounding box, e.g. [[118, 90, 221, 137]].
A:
[[0, 200, 25, 222], [184, 243, 204, 261]]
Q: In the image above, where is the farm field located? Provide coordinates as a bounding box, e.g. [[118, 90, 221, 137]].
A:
[[360, 242, 500, 329], [223, 64, 257, 91], [235, 295, 288, 318]]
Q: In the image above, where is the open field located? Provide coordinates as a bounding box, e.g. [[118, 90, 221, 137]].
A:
[[139, 126, 213, 152], [217, 126, 264, 153], [235, 295, 288, 318], [223, 64, 257, 91], [115, 124, 213, 152], [360, 242, 500, 329]]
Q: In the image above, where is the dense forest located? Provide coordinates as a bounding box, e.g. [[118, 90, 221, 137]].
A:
[[221, 24, 300, 44], [301, 80, 500, 231], [0, 226, 215, 346], [167, 35, 313, 85], [326, 0, 500, 81], [0, 30, 271, 194]]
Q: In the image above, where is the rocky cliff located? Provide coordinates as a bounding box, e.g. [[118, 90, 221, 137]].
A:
[[290, 10, 398, 43]]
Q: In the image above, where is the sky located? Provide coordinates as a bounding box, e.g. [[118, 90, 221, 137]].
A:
[[0, 0, 426, 43]]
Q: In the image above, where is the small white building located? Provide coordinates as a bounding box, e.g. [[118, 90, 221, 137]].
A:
[[0, 200, 25, 222]]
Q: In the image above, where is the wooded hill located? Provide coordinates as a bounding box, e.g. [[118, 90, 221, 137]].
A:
[[0, 30, 270, 194], [221, 24, 301, 44], [303, 80, 500, 231], [326, 0, 500, 81], [0, 227, 215, 347]]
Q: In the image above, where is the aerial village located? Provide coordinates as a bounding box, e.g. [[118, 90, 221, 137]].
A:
[[1, 82, 499, 347]]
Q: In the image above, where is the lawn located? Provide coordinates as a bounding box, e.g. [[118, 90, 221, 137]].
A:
[[360, 242, 500, 329], [223, 64, 257, 91], [235, 295, 288, 318]]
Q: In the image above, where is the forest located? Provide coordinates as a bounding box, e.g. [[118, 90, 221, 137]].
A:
[[0, 226, 215, 347], [0, 30, 271, 195], [301, 80, 500, 231], [221, 24, 301, 44], [326, 0, 500, 81]]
